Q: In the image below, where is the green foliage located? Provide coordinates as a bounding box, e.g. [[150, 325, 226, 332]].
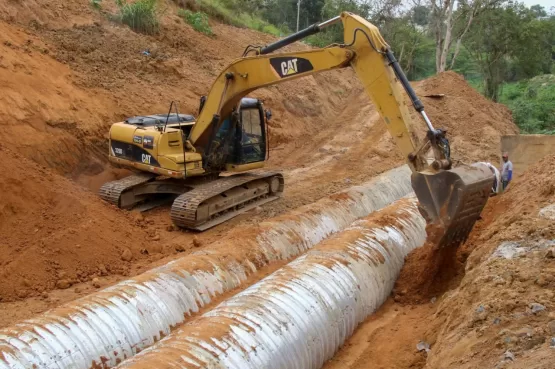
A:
[[499, 75, 555, 134], [412, 5, 430, 26], [192, 0, 284, 36], [178, 9, 213, 35], [115, 0, 160, 35], [305, 25, 342, 47], [450, 47, 482, 81], [90, 0, 102, 10], [464, 2, 555, 101]]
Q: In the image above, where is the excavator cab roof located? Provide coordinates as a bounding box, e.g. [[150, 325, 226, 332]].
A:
[[125, 114, 195, 128], [239, 97, 261, 109], [125, 98, 262, 129]]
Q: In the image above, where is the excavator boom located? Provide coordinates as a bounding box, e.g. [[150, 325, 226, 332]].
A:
[[184, 11, 493, 248], [101, 12, 493, 247]]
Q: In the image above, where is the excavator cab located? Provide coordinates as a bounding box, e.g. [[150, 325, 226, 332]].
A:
[[206, 98, 270, 172], [233, 98, 268, 165]]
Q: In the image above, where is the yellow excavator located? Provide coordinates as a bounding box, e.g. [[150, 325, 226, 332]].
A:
[[99, 12, 494, 249]]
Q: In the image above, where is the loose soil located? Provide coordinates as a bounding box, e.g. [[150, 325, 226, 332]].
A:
[[323, 156, 555, 369], [0, 144, 151, 302], [2, 3, 544, 369]]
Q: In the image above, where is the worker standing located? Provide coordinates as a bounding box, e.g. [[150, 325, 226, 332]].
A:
[[501, 152, 513, 190]]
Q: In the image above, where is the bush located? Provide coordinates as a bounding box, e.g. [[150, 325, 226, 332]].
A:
[[185, 0, 285, 36], [499, 75, 555, 134], [115, 0, 160, 35], [178, 9, 213, 35], [90, 0, 102, 10]]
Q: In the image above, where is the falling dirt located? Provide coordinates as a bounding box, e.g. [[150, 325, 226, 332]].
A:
[[392, 228, 461, 305]]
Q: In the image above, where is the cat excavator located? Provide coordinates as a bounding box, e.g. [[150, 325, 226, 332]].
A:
[[99, 11, 494, 249]]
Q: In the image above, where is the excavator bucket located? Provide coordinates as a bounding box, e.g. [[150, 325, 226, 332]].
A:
[[411, 163, 494, 249]]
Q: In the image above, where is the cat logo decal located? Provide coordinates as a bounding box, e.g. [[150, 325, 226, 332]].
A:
[[270, 57, 314, 78]]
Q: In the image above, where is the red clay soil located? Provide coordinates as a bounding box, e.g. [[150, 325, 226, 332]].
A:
[[323, 299, 434, 369], [325, 155, 555, 369], [392, 227, 461, 305], [0, 144, 153, 302], [412, 72, 519, 164], [0, 0, 520, 333]]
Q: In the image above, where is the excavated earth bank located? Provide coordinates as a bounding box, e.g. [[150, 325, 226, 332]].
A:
[[4, 1, 548, 368]]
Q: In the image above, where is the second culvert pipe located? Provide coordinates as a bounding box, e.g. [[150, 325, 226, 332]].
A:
[[116, 197, 426, 368]]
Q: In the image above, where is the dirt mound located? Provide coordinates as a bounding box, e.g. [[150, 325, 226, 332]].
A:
[[0, 9, 355, 183], [467, 154, 555, 260], [412, 71, 519, 164], [0, 144, 155, 302], [421, 155, 555, 368]]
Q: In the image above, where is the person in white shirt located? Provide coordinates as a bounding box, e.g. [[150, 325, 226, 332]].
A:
[[501, 152, 513, 190]]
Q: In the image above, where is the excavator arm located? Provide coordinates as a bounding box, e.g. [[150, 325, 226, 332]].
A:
[[187, 11, 494, 249]]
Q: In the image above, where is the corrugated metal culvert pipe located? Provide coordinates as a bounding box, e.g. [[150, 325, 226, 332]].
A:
[[116, 197, 426, 369], [0, 166, 413, 369]]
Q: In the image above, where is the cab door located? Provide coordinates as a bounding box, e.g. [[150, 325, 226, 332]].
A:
[[235, 106, 267, 164]]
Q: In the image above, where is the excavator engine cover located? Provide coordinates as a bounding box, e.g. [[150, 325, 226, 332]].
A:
[[411, 163, 494, 249]]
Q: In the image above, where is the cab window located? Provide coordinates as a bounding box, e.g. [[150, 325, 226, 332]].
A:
[[238, 108, 265, 163]]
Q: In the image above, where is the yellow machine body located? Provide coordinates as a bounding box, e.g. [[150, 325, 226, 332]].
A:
[[100, 12, 493, 248]]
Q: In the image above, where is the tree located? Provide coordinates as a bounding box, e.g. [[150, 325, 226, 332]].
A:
[[464, 1, 554, 101], [529, 4, 546, 17], [412, 4, 430, 25], [428, 0, 504, 73]]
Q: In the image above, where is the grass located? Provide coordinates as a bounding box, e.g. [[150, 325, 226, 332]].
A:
[[178, 9, 213, 35], [115, 0, 160, 35], [192, 0, 286, 36], [468, 74, 555, 134], [90, 0, 102, 10]]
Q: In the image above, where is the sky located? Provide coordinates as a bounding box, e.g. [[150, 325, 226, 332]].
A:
[[520, 0, 553, 11]]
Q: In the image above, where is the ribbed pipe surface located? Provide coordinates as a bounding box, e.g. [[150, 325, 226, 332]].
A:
[[116, 197, 426, 369], [0, 166, 412, 369]]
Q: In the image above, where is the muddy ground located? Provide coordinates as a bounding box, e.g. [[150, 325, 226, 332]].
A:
[[3, 1, 552, 368]]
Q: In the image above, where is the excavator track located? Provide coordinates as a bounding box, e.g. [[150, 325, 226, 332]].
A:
[[98, 173, 156, 208], [170, 172, 284, 231]]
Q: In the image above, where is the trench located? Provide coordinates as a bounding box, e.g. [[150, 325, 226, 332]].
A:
[[0, 165, 414, 369]]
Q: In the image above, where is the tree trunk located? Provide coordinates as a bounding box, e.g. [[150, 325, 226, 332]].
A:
[[431, 0, 448, 73], [450, 38, 463, 70], [438, 0, 455, 72], [450, 8, 476, 70], [435, 32, 443, 72]]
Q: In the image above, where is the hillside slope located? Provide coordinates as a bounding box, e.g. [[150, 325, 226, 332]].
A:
[[0, 0, 356, 182], [0, 0, 519, 328], [0, 145, 151, 302]]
